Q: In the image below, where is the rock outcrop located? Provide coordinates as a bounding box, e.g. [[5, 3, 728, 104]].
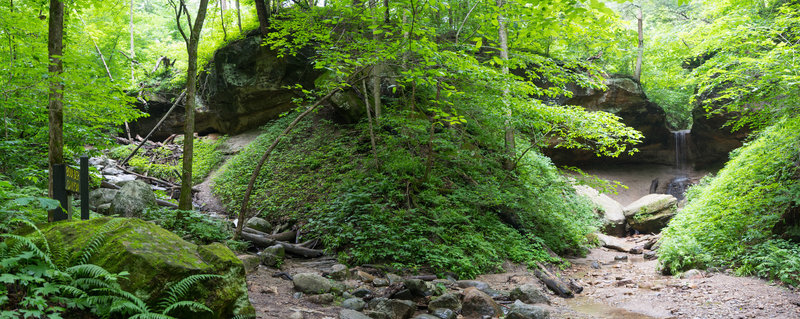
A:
[[545, 76, 673, 166], [33, 217, 254, 318], [689, 108, 749, 167], [130, 33, 321, 139], [574, 185, 626, 237]]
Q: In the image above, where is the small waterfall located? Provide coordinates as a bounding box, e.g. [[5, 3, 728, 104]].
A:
[[673, 130, 691, 171], [668, 130, 692, 200]]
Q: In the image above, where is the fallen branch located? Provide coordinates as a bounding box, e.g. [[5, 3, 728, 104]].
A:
[[121, 91, 186, 166], [233, 72, 367, 240]]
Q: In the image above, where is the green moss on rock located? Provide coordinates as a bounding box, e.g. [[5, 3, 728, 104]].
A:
[[34, 217, 254, 318]]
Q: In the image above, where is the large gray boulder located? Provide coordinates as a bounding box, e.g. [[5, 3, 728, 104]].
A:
[[293, 273, 331, 294], [510, 284, 550, 305], [339, 309, 372, 319], [506, 300, 550, 319], [624, 194, 678, 233], [89, 188, 118, 212], [461, 287, 501, 318], [109, 180, 156, 218], [574, 185, 626, 236], [428, 293, 461, 312], [366, 298, 416, 319]]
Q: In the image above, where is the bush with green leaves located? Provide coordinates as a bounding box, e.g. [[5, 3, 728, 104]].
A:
[[140, 207, 232, 245], [215, 111, 599, 278], [659, 117, 800, 285]]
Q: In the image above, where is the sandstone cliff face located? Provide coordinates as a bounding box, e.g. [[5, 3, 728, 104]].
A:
[[130, 34, 320, 139], [545, 76, 674, 166], [689, 107, 749, 167]]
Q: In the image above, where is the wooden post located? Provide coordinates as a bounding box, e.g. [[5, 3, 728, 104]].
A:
[[80, 155, 89, 220], [51, 164, 68, 221]]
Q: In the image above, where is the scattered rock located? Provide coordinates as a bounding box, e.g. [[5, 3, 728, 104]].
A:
[[306, 293, 334, 304], [89, 188, 117, 211], [506, 300, 550, 319], [643, 250, 657, 260], [456, 280, 491, 291], [591, 261, 601, 269], [101, 166, 123, 175], [339, 309, 372, 319], [109, 180, 156, 218], [261, 244, 285, 267], [367, 298, 416, 319], [404, 278, 431, 296], [238, 254, 260, 274], [680, 269, 704, 279], [391, 289, 414, 301], [510, 284, 550, 304], [614, 255, 628, 261], [246, 217, 272, 233], [289, 311, 304, 319], [352, 288, 373, 298], [428, 293, 461, 312], [629, 245, 644, 254], [342, 298, 367, 311], [461, 287, 502, 318], [429, 308, 457, 319], [105, 174, 136, 185], [373, 278, 390, 287], [387, 273, 404, 285], [411, 315, 439, 319], [293, 273, 332, 294], [330, 264, 349, 280], [357, 270, 377, 283]]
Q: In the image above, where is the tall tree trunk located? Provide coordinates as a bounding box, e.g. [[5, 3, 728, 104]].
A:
[[219, 0, 227, 41], [370, 0, 381, 118], [178, 0, 211, 211], [47, 0, 64, 219], [236, 0, 242, 32], [362, 79, 380, 168], [254, 0, 270, 36], [633, 5, 643, 81], [130, 0, 135, 87], [496, 0, 514, 170]]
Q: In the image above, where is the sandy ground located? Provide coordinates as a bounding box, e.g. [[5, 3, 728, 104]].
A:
[[574, 164, 713, 206], [556, 235, 800, 319]]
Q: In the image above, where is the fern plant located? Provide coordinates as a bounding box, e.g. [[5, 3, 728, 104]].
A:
[[0, 216, 222, 318]]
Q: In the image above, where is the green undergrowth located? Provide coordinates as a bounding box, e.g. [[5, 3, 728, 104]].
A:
[[108, 137, 225, 184], [659, 117, 800, 285], [214, 111, 599, 278]]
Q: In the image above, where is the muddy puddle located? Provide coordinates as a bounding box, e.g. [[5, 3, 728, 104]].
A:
[[564, 296, 659, 318]]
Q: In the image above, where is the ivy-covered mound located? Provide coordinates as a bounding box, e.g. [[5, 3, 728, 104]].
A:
[[214, 112, 600, 279], [659, 117, 800, 285], [32, 217, 255, 318]]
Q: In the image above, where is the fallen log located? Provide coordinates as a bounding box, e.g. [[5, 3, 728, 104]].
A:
[[534, 263, 574, 298], [239, 231, 324, 258]]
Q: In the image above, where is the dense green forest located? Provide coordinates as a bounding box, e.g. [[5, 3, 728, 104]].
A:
[[2, 0, 800, 317]]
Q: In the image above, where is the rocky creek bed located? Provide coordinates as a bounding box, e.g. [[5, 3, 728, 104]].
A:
[[241, 234, 800, 319]]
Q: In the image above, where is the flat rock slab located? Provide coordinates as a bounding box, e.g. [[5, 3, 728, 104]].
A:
[[595, 233, 635, 253], [623, 194, 677, 217]]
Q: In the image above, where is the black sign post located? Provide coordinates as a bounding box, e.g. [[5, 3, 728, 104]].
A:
[[51, 155, 91, 222], [80, 155, 89, 220]]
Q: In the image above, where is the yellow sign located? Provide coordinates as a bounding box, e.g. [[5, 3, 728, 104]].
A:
[[65, 166, 80, 193]]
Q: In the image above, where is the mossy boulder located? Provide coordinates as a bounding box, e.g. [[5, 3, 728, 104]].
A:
[[34, 217, 254, 318]]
